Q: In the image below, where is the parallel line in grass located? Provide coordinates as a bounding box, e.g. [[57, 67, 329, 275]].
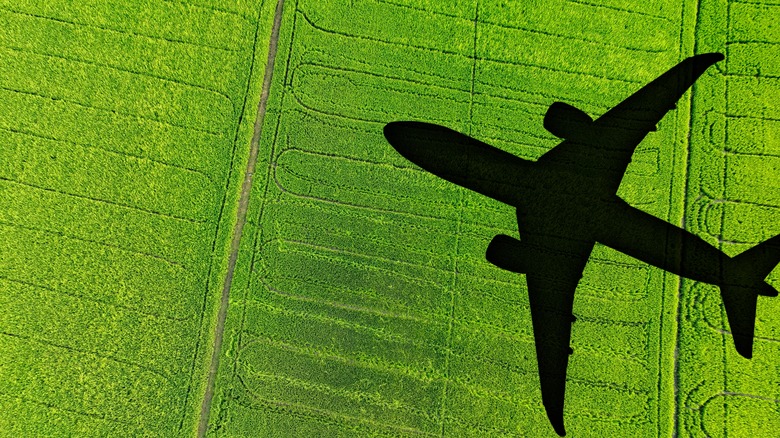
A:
[[242, 292, 650, 368], [233, 388, 529, 438], [292, 61, 473, 99], [0, 276, 190, 322], [265, 237, 536, 298], [726, 40, 780, 46], [0, 84, 224, 137], [701, 391, 780, 406], [289, 62, 585, 142], [375, 0, 673, 22], [477, 15, 668, 55], [567, 376, 652, 397], [324, 0, 671, 54], [240, 331, 443, 383], [729, 0, 780, 5], [573, 343, 650, 367], [300, 47, 472, 89], [239, 315, 647, 392], [0, 391, 137, 427], [0, 125, 217, 186], [272, 162, 458, 222], [257, 277, 439, 324], [268, 221, 463, 260], [263, 197, 513, 238], [0, 5, 243, 53], [285, 71, 614, 136], [725, 114, 780, 123], [288, 86, 461, 127], [262, 236, 448, 277], [255, 273, 553, 340], [271, 169, 656, 254], [257, 237, 443, 290], [370, 0, 469, 19], [266, 200, 510, 235], [262, 238, 444, 289], [699, 186, 780, 210], [722, 73, 780, 82], [297, 9, 645, 85], [0, 176, 208, 224], [275, 163, 465, 209], [475, 76, 623, 109], [235, 342, 649, 431], [0, 218, 191, 272], [472, 91, 610, 115], [241, 368, 440, 422], [295, 48, 619, 111], [561, 0, 674, 20], [724, 149, 780, 159], [0, 43, 235, 113], [290, 59, 619, 113], [162, 0, 257, 26], [0, 330, 173, 383], [232, 388, 438, 437], [243, 298, 453, 351]]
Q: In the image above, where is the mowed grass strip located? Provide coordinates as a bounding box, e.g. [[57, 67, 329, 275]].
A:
[[0, 0, 276, 435]]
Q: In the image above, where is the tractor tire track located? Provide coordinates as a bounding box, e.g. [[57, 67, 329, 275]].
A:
[[196, 0, 286, 435]]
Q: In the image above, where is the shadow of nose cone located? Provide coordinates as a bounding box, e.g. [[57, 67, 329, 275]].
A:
[[383, 121, 430, 161], [383, 121, 457, 171], [383, 121, 414, 152]]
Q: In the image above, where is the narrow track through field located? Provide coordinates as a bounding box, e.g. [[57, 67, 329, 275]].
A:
[[196, 0, 287, 435]]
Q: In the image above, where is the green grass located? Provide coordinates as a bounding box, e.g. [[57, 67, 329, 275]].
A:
[[207, 0, 780, 437], [1, 0, 779, 437], [0, 0, 278, 435]]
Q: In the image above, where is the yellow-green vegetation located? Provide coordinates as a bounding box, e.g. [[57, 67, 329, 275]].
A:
[[207, 0, 780, 437], [0, 0, 278, 435], [1, 0, 779, 437]]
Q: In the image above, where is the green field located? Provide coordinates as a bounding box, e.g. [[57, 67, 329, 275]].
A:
[[1, 0, 778, 436], [0, 0, 278, 435]]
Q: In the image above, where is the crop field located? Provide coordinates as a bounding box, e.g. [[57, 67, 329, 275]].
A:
[[1, 0, 778, 437], [206, 0, 780, 437], [0, 0, 278, 435]]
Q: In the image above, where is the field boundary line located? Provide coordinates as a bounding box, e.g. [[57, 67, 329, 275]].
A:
[[196, 0, 286, 435]]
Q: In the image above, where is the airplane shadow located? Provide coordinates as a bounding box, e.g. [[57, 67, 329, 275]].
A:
[[383, 52, 780, 436]]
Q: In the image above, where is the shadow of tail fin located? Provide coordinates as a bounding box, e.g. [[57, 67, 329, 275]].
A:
[[722, 234, 780, 358]]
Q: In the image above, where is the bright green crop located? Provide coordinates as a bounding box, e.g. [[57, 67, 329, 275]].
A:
[[1, 0, 778, 436]]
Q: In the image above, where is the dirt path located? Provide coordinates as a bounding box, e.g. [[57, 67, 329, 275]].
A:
[[196, 0, 286, 435]]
